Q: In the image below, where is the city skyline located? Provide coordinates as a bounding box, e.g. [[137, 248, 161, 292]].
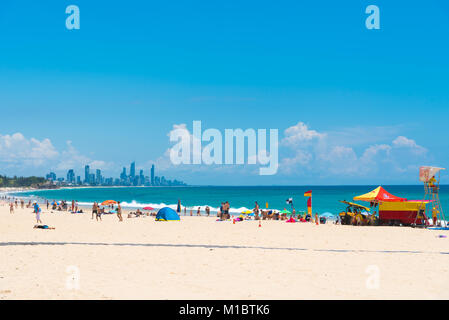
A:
[[46, 161, 186, 187]]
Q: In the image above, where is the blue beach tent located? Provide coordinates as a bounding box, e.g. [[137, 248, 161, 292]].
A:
[[156, 207, 181, 221]]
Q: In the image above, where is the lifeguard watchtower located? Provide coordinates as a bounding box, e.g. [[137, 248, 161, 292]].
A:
[[419, 166, 446, 227]]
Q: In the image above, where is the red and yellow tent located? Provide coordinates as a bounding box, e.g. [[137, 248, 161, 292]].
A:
[[353, 186, 406, 203]]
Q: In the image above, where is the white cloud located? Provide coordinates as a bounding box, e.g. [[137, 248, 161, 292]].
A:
[[0, 133, 59, 168], [281, 122, 326, 147], [279, 121, 429, 179], [392, 136, 427, 155], [0, 133, 113, 176]]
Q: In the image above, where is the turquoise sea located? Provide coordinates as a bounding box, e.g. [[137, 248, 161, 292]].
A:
[[11, 185, 449, 216]]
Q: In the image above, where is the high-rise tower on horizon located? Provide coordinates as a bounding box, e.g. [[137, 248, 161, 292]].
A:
[[151, 164, 155, 186], [84, 165, 90, 184], [130, 161, 136, 179]]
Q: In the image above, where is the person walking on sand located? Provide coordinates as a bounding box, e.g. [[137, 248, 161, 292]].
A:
[[117, 201, 123, 222], [72, 200, 75, 212], [92, 202, 98, 219], [95, 206, 102, 222], [34, 202, 42, 224], [197, 207, 201, 216], [205, 206, 210, 217], [20, 199, 24, 209], [9, 202, 14, 214]]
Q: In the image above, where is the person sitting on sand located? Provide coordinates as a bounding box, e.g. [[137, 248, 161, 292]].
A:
[[224, 201, 230, 220], [34, 225, 55, 230]]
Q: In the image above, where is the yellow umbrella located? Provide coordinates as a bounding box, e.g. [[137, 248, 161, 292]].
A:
[[241, 210, 253, 214]]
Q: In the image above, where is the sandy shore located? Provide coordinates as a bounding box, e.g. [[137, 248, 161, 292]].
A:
[[0, 201, 448, 300]]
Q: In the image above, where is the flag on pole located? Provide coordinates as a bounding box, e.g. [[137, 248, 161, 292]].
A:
[[307, 197, 312, 215], [304, 190, 312, 197]]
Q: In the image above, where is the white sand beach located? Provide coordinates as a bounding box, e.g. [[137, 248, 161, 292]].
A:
[[0, 202, 448, 300]]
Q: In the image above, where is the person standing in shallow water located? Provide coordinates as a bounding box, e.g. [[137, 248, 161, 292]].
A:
[[117, 202, 123, 222]]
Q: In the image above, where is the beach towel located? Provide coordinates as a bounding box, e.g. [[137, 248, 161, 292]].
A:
[[286, 217, 296, 223]]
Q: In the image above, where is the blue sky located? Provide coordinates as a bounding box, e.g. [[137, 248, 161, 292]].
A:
[[0, 0, 448, 185]]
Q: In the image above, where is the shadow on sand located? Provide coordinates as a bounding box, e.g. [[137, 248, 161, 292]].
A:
[[0, 241, 448, 255]]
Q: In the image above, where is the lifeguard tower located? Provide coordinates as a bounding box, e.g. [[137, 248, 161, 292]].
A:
[[419, 166, 446, 227]]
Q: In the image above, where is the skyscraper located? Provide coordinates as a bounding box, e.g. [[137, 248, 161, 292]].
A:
[[139, 169, 144, 186], [120, 167, 127, 181], [96, 169, 102, 185], [67, 169, 75, 184], [130, 162, 136, 179], [151, 164, 155, 186], [84, 165, 90, 184]]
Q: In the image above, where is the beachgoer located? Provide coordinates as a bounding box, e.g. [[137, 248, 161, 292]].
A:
[[34, 225, 55, 230], [92, 202, 98, 219], [34, 202, 42, 224], [254, 201, 260, 220], [219, 202, 224, 219], [432, 207, 439, 226], [96, 207, 102, 221], [205, 206, 210, 217], [117, 202, 123, 221], [197, 207, 201, 216], [9, 202, 14, 214]]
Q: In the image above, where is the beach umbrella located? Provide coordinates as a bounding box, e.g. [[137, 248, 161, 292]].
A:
[[280, 209, 291, 214], [241, 210, 253, 214], [101, 200, 117, 206], [143, 206, 154, 211]]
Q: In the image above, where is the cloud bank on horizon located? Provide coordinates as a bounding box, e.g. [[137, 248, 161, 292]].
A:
[[0, 121, 437, 185]]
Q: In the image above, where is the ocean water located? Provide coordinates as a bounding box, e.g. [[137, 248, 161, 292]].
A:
[[11, 185, 449, 216]]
